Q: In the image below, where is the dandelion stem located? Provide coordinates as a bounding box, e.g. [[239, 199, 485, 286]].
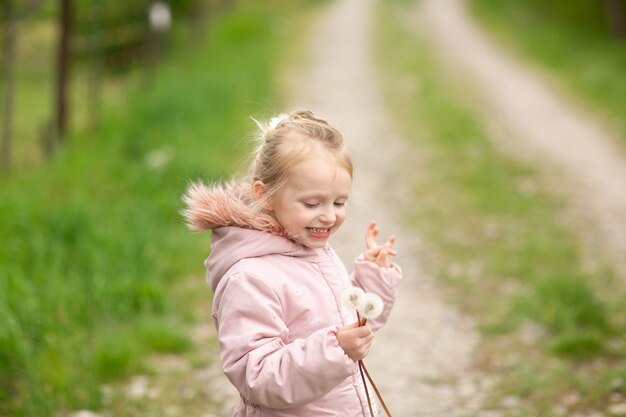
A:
[[354, 309, 392, 417], [358, 360, 375, 417], [361, 360, 393, 417], [356, 311, 366, 327]]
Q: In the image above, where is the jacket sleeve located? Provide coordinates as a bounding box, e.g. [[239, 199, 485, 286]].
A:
[[212, 271, 355, 409], [351, 255, 402, 331]]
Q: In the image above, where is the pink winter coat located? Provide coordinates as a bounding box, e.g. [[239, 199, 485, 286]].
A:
[[183, 182, 402, 417]]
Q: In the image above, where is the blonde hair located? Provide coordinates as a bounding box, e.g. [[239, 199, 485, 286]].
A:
[[250, 109, 353, 202]]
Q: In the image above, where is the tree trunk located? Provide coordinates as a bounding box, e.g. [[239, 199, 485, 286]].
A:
[[87, 2, 101, 129], [191, 0, 210, 38], [218, 0, 236, 14], [55, 0, 73, 142], [605, 0, 626, 38], [1, 0, 17, 173]]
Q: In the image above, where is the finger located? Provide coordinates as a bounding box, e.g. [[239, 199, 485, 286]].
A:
[[361, 335, 374, 352], [376, 246, 389, 266], [384, 235, 396, 248], [356, 346, 370, 361], [351, 330, 374, 345], [366, 221, 377, 236], [365, 246, 381, 257], [343, 321, 371, 333], [365, 221, 378, 247], [353, 326, 374, 337], [340, 321, 360, 331], [384, 237, 397, 257]]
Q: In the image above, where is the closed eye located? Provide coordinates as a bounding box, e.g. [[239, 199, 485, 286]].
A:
[[334, 201, 346, 207], [303, 202, 319, 208]]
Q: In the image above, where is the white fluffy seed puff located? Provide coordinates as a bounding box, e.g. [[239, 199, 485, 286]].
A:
[[342, 287, 366, 311], [359, 292, 384, 320], [342, 287, 384, 320]]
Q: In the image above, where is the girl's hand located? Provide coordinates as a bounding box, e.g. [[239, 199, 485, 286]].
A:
[[337, 321, 374, 361], [364, 220, 397, 267]]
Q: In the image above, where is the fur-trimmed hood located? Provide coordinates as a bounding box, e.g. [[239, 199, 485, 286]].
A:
[[181, 181, 285, 236], [181, 181, 318, 291]]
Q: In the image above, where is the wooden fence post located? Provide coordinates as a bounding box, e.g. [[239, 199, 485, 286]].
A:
[[605, 0, 626, 38], [55, 0, 73, 143], [86, 2, 102, 129]]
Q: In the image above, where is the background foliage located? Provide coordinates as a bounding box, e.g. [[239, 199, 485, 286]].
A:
[[376, 0, 626, 413], [0, 0, 313, 414], [3, 0, 625, 415], [470, 0, 626, 142]]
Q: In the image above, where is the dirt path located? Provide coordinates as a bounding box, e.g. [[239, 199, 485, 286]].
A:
[[419, 0, 626, 278], [75, 1, 626, 416], [290, 0, 484, 415]]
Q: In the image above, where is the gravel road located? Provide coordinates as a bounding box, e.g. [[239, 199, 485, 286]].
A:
[[291, 0, 483, 415]]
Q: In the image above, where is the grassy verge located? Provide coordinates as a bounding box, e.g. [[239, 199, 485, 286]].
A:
[[469, 0, 626, 147], [0, 1, 318, 415], [375, 0, 626, 414], [7, 18, 60, 169]]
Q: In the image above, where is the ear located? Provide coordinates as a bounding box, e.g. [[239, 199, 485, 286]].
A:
[[252, 180, 274, 211]]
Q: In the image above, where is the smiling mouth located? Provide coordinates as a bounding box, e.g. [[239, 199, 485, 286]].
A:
[[307, 227, 331, 237]]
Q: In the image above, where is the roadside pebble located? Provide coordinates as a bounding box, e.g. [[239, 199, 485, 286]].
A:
[[68, 411, 102, 417], [126, 375, 149, 399], [609, 403, 626, 415]]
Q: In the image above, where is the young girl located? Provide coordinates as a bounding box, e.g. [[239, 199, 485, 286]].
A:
[[182, 110, 402, 417]]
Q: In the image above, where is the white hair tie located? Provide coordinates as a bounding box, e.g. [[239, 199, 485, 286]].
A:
[[268, 113, 288, 132], [252, 113, 289, 140]]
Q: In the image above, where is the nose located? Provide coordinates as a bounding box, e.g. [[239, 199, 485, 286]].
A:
[[320, 204, 336, 224]]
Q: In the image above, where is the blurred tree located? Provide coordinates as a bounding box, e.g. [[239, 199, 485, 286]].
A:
[[533, 0, 625, 39], [217, 0, 235, 13], [1, 0, 17, 173], [1, 0, 47, 173], [190, 0, 210, 37], [86, 1, 103, 129], [54, 0, 72, 145], [605, 0, 626, 38], [4, 0, 216, 169]]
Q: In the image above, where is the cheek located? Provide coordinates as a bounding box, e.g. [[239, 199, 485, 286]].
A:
[[279, 209, 309, 230], [335, 209, 347, 226]]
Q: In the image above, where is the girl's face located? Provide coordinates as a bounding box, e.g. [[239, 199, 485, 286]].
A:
[[267, 151, 352, 248]]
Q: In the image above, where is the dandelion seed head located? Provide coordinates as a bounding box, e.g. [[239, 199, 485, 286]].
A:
[[358, 292, 384, 320], [342, 287, 365, 311]]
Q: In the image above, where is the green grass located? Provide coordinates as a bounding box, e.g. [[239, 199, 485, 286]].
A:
[[7, 21, 56, 168], [0, 1, 317, 415], [469, 0, 626, 146], [375, 0, 626, 413]]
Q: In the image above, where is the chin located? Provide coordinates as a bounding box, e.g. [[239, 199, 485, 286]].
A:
[[294, 237, 328, 249]]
